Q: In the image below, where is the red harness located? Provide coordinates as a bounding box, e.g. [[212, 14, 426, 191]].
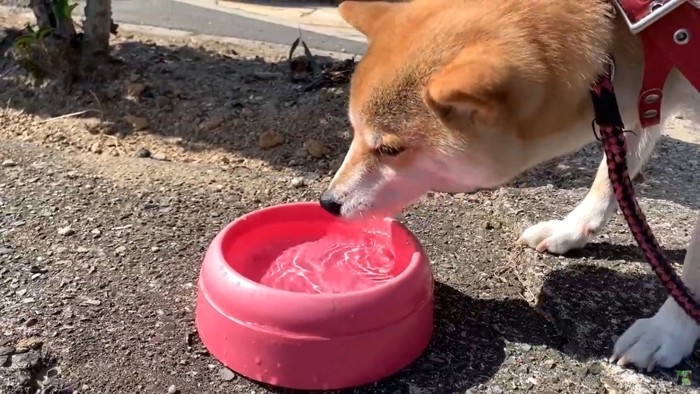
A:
[[590, 0, 700, 323], [613, 0, 700, 127]]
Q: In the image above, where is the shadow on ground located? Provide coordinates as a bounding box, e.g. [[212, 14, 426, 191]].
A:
[[0, 27, 354, 175], [260, 281, 563, 394], [538, 264, 700, 387]]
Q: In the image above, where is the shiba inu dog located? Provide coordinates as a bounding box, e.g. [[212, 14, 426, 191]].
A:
[[320, 0, 700, 372]]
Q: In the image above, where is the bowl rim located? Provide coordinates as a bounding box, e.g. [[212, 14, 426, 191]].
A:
[[213, 201, 428, 300]]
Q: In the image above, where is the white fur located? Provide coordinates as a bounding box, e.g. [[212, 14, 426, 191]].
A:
[[611, 214, 700, 370], [516, 66, 700, 370], [611, 297, 700, 371]]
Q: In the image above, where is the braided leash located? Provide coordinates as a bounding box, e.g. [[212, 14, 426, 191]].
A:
[[590, 66, 700, 324]]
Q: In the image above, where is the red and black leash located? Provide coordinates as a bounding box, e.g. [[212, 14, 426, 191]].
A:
[[589, 63, 700, 323]]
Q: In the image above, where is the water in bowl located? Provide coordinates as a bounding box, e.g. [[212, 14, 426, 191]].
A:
[[258, 221, 397, 294]]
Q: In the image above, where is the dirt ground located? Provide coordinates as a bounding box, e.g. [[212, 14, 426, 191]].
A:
[[1, 8, 700, 394]]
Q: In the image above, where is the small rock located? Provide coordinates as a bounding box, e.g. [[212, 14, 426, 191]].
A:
[[124, 115, 149, 131], [259, 131, 285, 149], [588, 362, 604, 375], [25, 318, 38, 327], [57, 226, 75, 236], [83, 298, 101, 306], [76, 246, 90, 254], [219, 367, 237, 381], [10, 351, 40, 370], [304, 139, 330, 158], [167, 384, 178, 394], [29, 266, 46, 274], [21, 298, 35, 304], [126, 82, 146, 98], [0, 346, 14, 356], [0, 247, 12, 255], [199, 116, 225, 132], [290, 177, 306, 188], [91, 228, 102, 238], [2, 159, 17, 167], [15, 337, 42, 351], [115, 246, 127, 255], [152, 153, 168, 161], [89, 142, 103, 154], [135, 148, 151, 158]]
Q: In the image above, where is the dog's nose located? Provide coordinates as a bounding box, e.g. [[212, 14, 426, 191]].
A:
[[319, 194, 343, 216]]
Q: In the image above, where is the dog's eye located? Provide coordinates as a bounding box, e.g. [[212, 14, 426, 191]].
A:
[[377, 145, 404, 156]]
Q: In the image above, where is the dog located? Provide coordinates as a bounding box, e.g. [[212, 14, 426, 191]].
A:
[[319, 0, 700, 372]]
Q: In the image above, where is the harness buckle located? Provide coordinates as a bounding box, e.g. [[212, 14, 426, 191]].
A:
[[612, 0, 688, 33]]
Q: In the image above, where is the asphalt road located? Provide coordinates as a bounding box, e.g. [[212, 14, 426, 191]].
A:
[[109, 0, 367, 54]]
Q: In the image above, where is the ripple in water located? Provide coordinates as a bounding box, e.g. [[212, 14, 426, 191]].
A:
[[259, 225, 396, 294]]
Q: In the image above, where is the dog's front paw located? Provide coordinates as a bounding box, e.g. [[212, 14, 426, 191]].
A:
[[611, 299, 700, 371], [517, 219, 589, 254]]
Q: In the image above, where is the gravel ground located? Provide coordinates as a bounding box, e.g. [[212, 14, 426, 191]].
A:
[[1, 7, 699, 394]]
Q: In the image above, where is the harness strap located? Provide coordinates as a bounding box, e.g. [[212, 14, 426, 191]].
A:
[[590, 69, 700, 324], [614, 0, 700, 127]]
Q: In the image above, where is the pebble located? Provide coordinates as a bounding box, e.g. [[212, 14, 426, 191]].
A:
[[91, 228, 102, 238], [90, 142, 103, 154], [198, 115, 225, 132], [2, 159, 17, 167], [126, 82, 146, 98], [15, 337, 42, 351], [10, 351, 40, 370], [0, 247, 12, 255], [152, 153, 168, 161], [258, 131, 285, 149], [83, 298, 102, 306], [290, 177, 306, 188], [219, 367, 237, 381], [124, 115, 150, 131], [0, 346, 13, 356], [57, 226, 75, 236], [25, 318, 38, 327], [115, 246, 127, 255], [135, 148, 152, 158], [304, 139, 329, 158], [167, 384, 178, 394]]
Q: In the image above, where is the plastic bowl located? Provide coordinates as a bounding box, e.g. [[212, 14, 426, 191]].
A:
[[194, 202, 434, 390]]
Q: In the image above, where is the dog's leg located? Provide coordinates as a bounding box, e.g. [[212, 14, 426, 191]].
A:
[[611, 213, 700, 371], [518, 125, 661, 254]]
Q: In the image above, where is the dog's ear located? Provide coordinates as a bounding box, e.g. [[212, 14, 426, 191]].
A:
[[338, 1, 399, 38], [423, 46, 511, 131]]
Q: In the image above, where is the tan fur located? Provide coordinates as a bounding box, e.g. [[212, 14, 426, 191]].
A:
[[324, 0, 696, 218], [325, 0, 700, 373]]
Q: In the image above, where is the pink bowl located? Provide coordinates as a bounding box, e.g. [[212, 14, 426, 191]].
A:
[[194, 202, 434, 390]]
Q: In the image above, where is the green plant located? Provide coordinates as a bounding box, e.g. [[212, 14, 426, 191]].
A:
[[13, 24, 54, 81]]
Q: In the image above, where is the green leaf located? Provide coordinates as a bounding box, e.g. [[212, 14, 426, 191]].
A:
[[13, 35, 35, 50], [37, 27, 54, 41], [54, 0, 72, 22], [301, 40, 319, 75], [288, 37, 300, 63]]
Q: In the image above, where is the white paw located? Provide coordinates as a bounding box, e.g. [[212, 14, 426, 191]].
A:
[[611, 299, 700, 371], [517, 219, 590, 255]]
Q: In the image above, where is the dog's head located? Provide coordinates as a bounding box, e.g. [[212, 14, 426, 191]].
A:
[[321, 0, 613, 218]]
